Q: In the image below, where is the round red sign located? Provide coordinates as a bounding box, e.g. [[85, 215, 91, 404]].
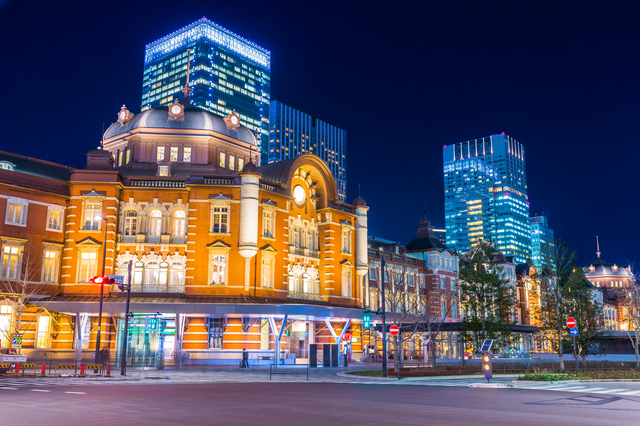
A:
[[566, 318, 576, 329], [389, 325, 400, 336]]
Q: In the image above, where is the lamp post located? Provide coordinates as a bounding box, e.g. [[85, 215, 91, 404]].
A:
[[381, 256, 387, 377], [94, 215, 108, 364]]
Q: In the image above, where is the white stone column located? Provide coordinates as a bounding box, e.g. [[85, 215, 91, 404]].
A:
[[355, 203, 369, 307], [238, 169, 261, 291]]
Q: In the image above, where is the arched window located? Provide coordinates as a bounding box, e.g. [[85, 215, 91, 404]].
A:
[[307, 228, 316, 252], [144, 261, 160, 285], [149, 210, 162, 236], [124, 210, 137, 236], [168, 261, 185, 287], [117, 260, 132, 284], [172, 210, 186, 237]]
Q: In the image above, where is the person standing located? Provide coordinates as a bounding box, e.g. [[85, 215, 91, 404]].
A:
[[242, 348, 249, 368]]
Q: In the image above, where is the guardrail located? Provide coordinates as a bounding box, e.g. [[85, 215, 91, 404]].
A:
[[269, 364, 309, 381]]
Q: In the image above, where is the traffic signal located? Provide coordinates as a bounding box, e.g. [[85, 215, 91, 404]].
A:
[[482, 354, 492, 381], [90, 276, 115, 285], [363, 313, 371, 329]]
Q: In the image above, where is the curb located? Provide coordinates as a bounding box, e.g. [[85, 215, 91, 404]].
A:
[[469, 383, 513, 388], [514, 379, 640, 384], [336, 372, 397, 381]]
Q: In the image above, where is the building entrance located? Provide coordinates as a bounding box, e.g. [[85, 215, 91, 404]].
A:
[[288, 321, 310, 361], [116, 316, 166, 369]]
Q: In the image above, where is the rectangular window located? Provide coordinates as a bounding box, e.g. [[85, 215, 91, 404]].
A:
[[261, 257, 274, 288], [262, 211, 274, 238], [47, 209, 62, 231], [158, 166, 169, 177], [78, 251, 97, 283], [451, 279, 457, 291], [212, 207, 228, 233], [36, 316, 50, 348], [440, 277, 446, 290], [6, 202, 27, 225], [219, 152, 226, 168], [170, 147, 178, 162], [210, 254, 227, 285], [117, 151, 123, 167], [369, 267, 376, 281], [341, 230, 351, 254], [1, 245, 21, 279], [43, 250, 58, 282], [157, 146, 165, 161], [229, 155, 235, 171], [183, 147, 191, 162], [83, 202, 101, 230], [208, 317, 225, 349], [124, 211, 137, 236], [126, 149, 131, 164], [342, 268, 352, 297], [238, 157, 244, 171]]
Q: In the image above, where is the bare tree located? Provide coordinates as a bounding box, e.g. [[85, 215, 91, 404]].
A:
[[620, 277, 640, 368], [0, 242, 53, 352]]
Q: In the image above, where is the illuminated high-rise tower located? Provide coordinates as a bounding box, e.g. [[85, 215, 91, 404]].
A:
[[141, 18, 270, 162], [443, 133, 531, 264]]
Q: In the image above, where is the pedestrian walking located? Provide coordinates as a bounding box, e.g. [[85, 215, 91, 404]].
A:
[[242, 348, 249, 368]]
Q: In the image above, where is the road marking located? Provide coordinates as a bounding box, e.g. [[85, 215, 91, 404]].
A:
[[31, 389, 51, 392], [590, 388, 629, 394], [65, 391, 86, 395], [0, 387, 18, 390], [566, 387, 607, 392], [617, 390, 640, 395], [549, 386, 587, 391]]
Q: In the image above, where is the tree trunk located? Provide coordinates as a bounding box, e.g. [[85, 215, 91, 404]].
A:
[[635, 332, 639, 369], [556, 301, 564, 371]]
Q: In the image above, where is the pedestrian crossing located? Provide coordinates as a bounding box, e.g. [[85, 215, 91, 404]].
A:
[[0, 377, 115, 388], [514, 382, 640, 396]]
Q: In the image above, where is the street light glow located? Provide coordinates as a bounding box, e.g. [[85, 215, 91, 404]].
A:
[[94, 215, 105, 221]]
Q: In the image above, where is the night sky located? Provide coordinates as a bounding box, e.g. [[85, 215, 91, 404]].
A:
[[0, 1, 638, 267]]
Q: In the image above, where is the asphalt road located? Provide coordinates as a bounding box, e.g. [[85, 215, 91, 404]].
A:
[[2, 382, 640, 425]]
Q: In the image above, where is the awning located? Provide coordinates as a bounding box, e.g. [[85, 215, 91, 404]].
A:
[[33, 295, 367, 321]]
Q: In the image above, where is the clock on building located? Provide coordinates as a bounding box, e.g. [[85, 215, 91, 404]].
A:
[[117, 105, 133, 124], [224, 110, 241, 130], [168, 100, 185, 120], [293, 185, 306, 204]]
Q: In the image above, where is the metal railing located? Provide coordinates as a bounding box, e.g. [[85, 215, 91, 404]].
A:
[[130, 180, 186, 188], [287, 291, 328, 302], [204, 177, 235, 185]]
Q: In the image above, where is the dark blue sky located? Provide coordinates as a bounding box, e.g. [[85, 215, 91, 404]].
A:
[[0, 0, 637, 266]]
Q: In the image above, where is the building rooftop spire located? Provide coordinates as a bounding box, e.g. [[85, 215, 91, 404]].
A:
[[596, 235, 601, 259], [181, 48, 193, 105]]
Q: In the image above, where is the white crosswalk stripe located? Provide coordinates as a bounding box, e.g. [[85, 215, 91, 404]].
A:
[[589, 388, 629, 394]]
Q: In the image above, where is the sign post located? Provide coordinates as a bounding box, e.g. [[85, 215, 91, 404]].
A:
[[11, 334, 22, 349], [380, 257, 388, 377], [567, 318, 578, 373]]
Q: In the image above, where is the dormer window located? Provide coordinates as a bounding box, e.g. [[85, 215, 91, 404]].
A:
[[0, 161, 15, 171]]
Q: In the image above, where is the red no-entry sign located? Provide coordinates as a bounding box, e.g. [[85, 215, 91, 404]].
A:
[[389, 325, 400, 336], [566, 318, 576, 329]]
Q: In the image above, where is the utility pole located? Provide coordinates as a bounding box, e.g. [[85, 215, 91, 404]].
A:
[[381, 256, 388, 377], [121, 261, 132, 376]]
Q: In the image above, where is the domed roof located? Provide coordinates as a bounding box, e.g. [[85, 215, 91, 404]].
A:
[[405, 213, 447, 252], [241, 160, 258, 174], [104, 106, 256, 145], [353, 196, 366, 207], [584, 258, 633, 278]]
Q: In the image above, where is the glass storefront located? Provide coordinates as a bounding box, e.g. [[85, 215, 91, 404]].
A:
[[116, 316, 167, 369]]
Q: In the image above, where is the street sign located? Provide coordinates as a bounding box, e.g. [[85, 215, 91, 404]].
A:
[[570, 328, 578, 336], [480, 339, 494, 352], [11, 334, 22, 349], [389, 325, 400, 336], [566, 318, 576, 329], [106, 275, 124, 284]]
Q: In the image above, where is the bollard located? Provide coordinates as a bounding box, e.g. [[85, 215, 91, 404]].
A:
[[105, 363, 111, 377], [15, 363, 20, 377], [79, 364, 85, 377], [41, 363, 46, 377]]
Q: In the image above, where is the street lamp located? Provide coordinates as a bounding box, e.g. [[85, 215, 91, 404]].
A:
[[94, 215, 107, 364]]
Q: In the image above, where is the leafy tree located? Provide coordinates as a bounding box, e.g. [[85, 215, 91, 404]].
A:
[[620, 278, 640, 367], [458, 242, 517, 354]]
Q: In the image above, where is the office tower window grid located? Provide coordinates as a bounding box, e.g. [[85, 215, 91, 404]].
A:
[[443, 134, 531, 264]]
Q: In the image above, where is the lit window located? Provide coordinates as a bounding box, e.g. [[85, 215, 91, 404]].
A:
[[144, 261, 160, 285], [36, 316, 50, 348], [208, 317, 225, 348], [229, 155, 235, 171], [158, 166, 169, 176], [238, 157, 244, 171], [47, 208, 62, 231], [170, 147, 178, 162], [157, 146, 165, 161], [0, 161, 15, 171], [78, 251, 97, 283], [183, 147, 192, 162], [261, 256, 274, 288], [148, 210, 162, 237], [117, 151, 123, 167], [83, 202, 101, 230], [219, 152, 226, 168], [342, 266, 352, 297], [168, 262, 185, 288], [210, 254, 227, 285], [6, 201, 27, 226], [43, 249, 59, 283], [126, 149, 131, 164], [212, 207, 228, 233], [172, 210, 186, 237], [341, 229, 351, 254], [1, 244, 22, 279], [123, 210, 137, 236]]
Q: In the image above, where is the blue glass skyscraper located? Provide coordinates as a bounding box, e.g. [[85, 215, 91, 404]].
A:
[[141, 18, 270, 162], [269, 100, 347, 200], [530, 215, 555, 272], [443, 134, 531, 264]]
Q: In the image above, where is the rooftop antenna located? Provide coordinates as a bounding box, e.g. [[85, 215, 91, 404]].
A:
[[182, 48, 193, 105], [596, 236, 601, 259]]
